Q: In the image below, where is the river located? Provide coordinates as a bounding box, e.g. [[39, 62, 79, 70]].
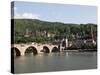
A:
[[14, 52, 97, 74]]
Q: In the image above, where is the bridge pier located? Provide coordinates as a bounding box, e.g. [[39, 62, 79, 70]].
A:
[[21, 52, 25, 56]]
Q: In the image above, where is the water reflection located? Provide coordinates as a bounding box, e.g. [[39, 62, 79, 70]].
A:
[[14, 52, 97, 74]]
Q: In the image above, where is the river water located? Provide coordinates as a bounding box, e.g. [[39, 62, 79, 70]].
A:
[[14, 52, 97, 74]]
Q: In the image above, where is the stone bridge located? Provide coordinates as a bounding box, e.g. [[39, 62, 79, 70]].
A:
[[11, 43, 60, 56]]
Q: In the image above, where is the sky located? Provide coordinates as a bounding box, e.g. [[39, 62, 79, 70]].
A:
[[11, 1, 97, 24]]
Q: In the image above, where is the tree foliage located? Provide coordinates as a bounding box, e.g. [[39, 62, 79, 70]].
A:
[[12, 19, 97, 44]]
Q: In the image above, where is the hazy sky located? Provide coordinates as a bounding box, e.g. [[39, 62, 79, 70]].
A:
[[12, 1, 97, 24]]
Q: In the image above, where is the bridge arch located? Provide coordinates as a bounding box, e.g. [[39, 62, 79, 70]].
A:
[[25, 46, 38, 55], [43, 46, 50, 53], [52, 47, 60, 52], [11, 47, 21, 56]]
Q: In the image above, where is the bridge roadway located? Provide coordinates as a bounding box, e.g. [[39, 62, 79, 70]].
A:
[[11, 43, 62, 56]]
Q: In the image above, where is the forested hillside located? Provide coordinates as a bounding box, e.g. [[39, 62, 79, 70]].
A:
[[12, 19, 97, 43]]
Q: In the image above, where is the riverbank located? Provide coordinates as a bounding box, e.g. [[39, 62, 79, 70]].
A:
[[62, 49, 97, 52]]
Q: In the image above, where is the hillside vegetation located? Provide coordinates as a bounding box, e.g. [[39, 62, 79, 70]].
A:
[[12, 19, 97, 44]]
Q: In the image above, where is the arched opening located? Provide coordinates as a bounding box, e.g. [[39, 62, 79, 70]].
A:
[[43, 46, 50, 53], [11, 47, 21, 56], [62, 40, 66, 47], [25, 46, 38, 55], [52, 47, 60, 52]]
